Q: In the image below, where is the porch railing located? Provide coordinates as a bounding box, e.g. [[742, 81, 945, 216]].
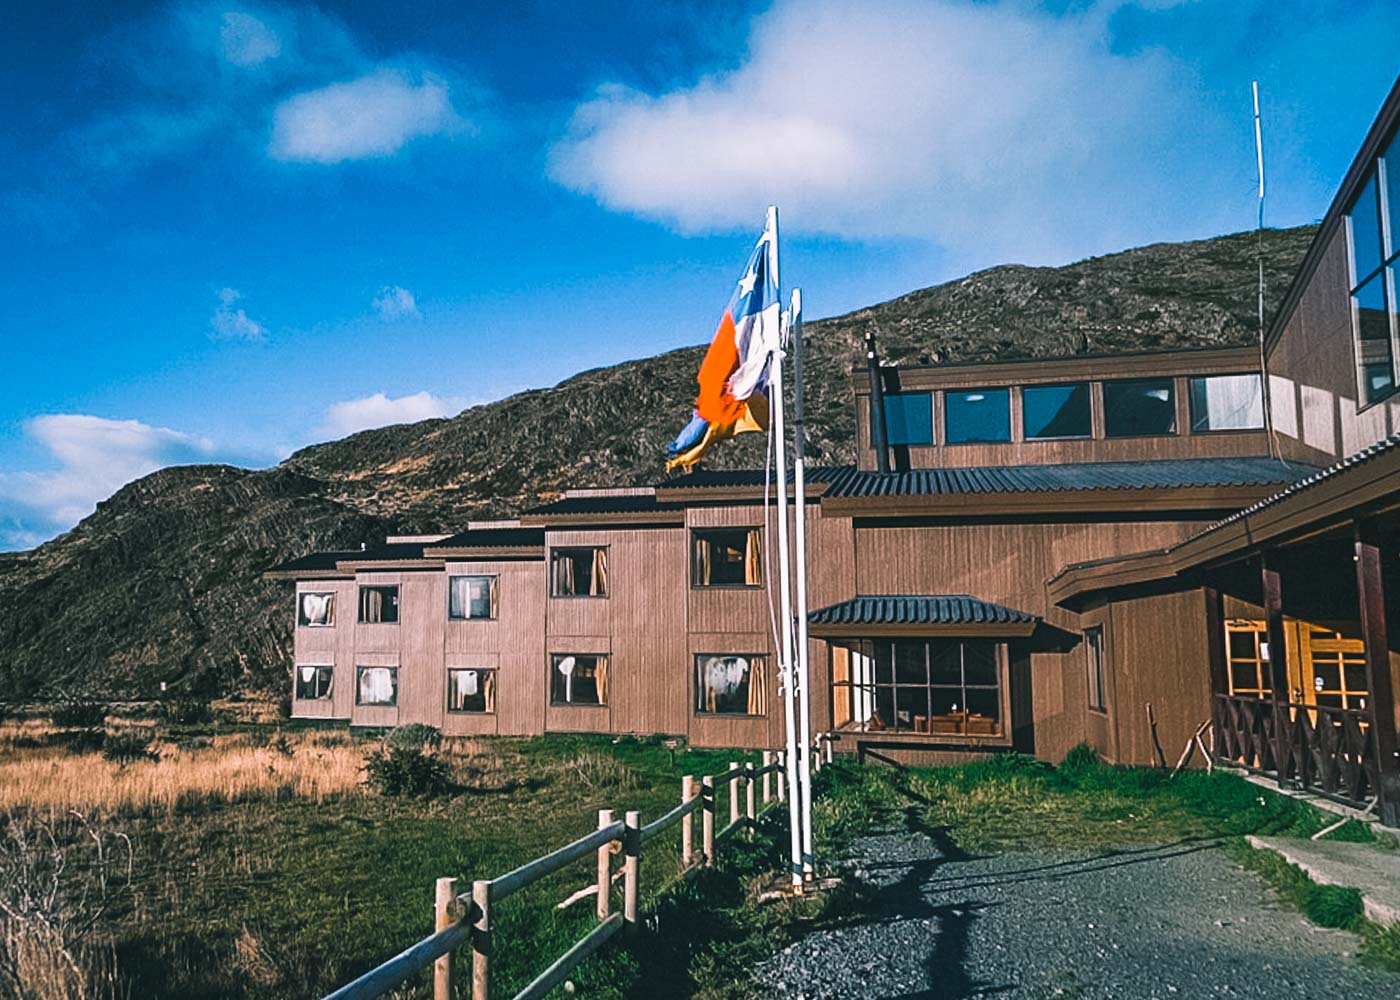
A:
[[1212, 693, 1380, 808]]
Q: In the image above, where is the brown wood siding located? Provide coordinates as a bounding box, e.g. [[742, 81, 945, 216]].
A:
[[609, 527, 688, 735], [398, 573, 446, 726], [292, 580, 356, 719], [446, 560, 546, 736]]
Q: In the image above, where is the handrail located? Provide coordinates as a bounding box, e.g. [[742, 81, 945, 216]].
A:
[[491, 820, 625, 902], [323, 910, 475, 1000], [511, 913, 623, 1000], [640, 792, 701, 842]]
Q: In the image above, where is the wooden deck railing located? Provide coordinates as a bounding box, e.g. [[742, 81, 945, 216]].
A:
[[323, 745, 811, 1000]]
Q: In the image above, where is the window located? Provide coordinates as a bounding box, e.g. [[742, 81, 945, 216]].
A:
[[1189, 374, 1264, 432], [830, 639, 1002, 736], [1022, 383, 1091, 439], [1347, 154, 1400, 405], [297, 592, 335, 627], [551, 654, 608, 705], [295, 664, 333, 700], [356, 666, 398, 706], [878, 392, 933, 446], [449, 575, 497, 620], [1103, 378, 1176, 437], [551, 547, 608, 597], [692, 529, 762, 587], [695, 655, 767, 715], [358, 585, 399, 624], [447, 667, 496, 713], [1225, 619, 1271, 698], [944, 389, 1010, 443], [1084, 627, 1106, 713]]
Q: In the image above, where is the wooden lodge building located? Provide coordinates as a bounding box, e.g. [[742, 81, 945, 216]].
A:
[[269, 76, 1400, 826]]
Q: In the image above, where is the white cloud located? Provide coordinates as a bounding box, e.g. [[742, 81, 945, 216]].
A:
[[210, 287, 267, 341], [548, 0, 1241, 269], [269, 69, 464, 163], [372, 285, 422, 320], [0, 415, 218, 537], [319, 391, 461, 438], [219, 10, 282, 67]]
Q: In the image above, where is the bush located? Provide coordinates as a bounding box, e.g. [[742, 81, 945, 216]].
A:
[[50, 695, 106, 730], [101, 729, 157, 764], [387, 723, 443, 752], [364, 746, 452, 798], [157, 698, 213, 725], [1060, 742, 1101, 772]]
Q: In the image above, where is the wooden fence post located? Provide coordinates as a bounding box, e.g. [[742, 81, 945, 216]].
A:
[[745, 762, 756, 831], [681, 775, 695, 866], [813, 737, 823, 773], [434, 877, 458, 1000], [702, 774, 716, 866], [596, 809, 613, 921], [825, 733, 834, 765], [623, 811, 640, 936], [777, 751, 786, 802], [761, 751, 772, 803], [729, 761, 740, 826], [471, 879, 491, 1000]]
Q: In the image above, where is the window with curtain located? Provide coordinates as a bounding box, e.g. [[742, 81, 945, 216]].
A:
[[878, 392, 934, 446], [1022, 383, 1091, 439], [550, 654, 608, 705], [692, 528, 762, 587], [945, 389, 1010, 443], [1188, 374, 1264, 432], [449, 575, 497, 620], [358, 585, 400, 624], [295, 664, 333, 700], [356, 666, 398, 706], [1346, 134, 1400, 406], [298, 592, 335, 627], [694, 654, 767, 715], [447, 667, 497, 713], [1103, 378, 1176, 437], [1085, 627, 1106, 712], [551, 548, 608, 597], [830, 639, 1003, 736]]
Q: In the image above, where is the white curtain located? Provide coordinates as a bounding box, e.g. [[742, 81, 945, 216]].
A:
[[557, 655, 576, 702], [359, 667, 395, 705], [302, 593, 332, 625], [1196, 374, 1263, 430]]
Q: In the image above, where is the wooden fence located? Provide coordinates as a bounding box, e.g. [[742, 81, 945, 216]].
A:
[[323, 740, 835, 1000]]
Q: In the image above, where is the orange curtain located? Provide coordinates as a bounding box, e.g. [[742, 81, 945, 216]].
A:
[[744, 530, 762, 586], [594, 657, 609, 704], [591, 549, 608, 596], [747, 657, 766, 714]]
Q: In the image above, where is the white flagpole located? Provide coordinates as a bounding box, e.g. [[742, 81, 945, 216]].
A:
[[791, 286, 815, 882], [766, 206, 803, 890]]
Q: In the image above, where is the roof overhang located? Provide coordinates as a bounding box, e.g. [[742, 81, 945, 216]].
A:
[[811, 621, 1038, 639], [822, 484, 1279, 519], [263, 569, 352, 582], [520, 511, 686, 527], [427, 546, 545, 560]]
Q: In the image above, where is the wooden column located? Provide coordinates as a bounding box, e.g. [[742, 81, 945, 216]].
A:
[[701, 775, 715, 865], [434, 878, 458, 1000], [680, 776, 695, 866], [745, 762, 756, 830], [1355, 521, 1400, 826], [595, 809, 613, 921], [471, 880, 492, 1000], [1204, 586, 1228, 758], [728, 761, 740, 825], [761, 751, 773, 803], [622, 811, 640, 936], [1261, 557, 1292, 785]]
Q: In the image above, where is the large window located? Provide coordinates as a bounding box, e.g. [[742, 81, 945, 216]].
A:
[[879, 392, 934, 446], [1346, 138, 1400, 406], [1103, 378, 1176, 437], [692, 529, 761, 588], [831, 639, 1002, 736], [447, 667, 496, 713], [1084, 627, 1106, 713], [551, 654, 608, 705], [944, 389, 1010, 444], [358, 585, 399, 624], [694, 654, 767, 715], [298, 592, 335, 627], [449, 575, 497, 620], [1225, 619, 1272, 698], [551, 547, 608, 597], [295, 664, 333, 700], [1022, 383, 1091, 439], [1189, 374, 1264, 432], [356, 666, 398, 706]]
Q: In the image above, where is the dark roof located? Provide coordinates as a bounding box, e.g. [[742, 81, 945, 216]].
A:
[[523, 493, 684, 516], [808, 594, 1038, 627], [656, 466, 853, 490], [822, 457, 1307, 499], [425, 527, 546, 550], [266, 541, 430, 575], [267, 550, 362, 573], [341, 541, 431, 563]]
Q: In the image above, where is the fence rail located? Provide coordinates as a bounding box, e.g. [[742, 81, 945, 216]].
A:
[[322, 743, 819, 1000]]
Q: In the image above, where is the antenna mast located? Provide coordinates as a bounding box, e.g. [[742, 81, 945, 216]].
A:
[[1252, 81, 1281, 461]]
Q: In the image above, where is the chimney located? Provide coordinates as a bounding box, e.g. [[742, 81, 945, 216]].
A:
[[865, 330, 891, 473]]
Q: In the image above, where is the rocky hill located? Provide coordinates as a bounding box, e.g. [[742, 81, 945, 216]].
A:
[[0, 224, 1317, 699]]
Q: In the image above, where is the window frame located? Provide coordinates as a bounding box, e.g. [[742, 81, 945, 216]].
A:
[[297, 591, 336, 628], [943, 387, 1012, 445], [829, 638, 1007, 739], [690, 528, 763, 590], [549, 546, 609, 599], [355, 665, 399, 707], [1021, 382, 1092, 441], [448, 574, 498, 621], [693, 653, 768, 717], [1345, 147, 1400, 411], [1101, 377, 1179, 439], [446, 666, 497, 714], [294, 664, 334, 701], [357, 585, 401, 625], [549, 653, 609, 706], [1084, 627, 1107, 714]]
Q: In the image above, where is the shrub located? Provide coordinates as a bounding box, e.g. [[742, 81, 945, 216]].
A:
[[50, 695, 106, 730], [387, 724, 443, 752], [101, 729, 157, 765], [364, 746, 452, 798], [1060, 742, 1101, 772], [156, 698, 212, 725]]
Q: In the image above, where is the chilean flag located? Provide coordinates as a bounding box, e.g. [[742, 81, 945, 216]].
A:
[[666, 216, 780, 472]]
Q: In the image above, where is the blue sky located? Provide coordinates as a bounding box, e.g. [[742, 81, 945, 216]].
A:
[[1, 0, 1397, 550]]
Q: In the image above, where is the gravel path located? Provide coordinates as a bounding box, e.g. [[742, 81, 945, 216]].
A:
[[755, 809, 1400, 999]]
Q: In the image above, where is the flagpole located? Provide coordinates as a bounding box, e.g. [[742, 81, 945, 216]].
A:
[[791, 287, 815, 882], [766, 206, 803, 891]]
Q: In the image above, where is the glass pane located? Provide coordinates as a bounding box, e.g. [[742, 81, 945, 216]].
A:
[[964, 689, 1000, 732], [929, 688, 964, 734], [894, 687, 924, 731], [945, 388, 1010, 443], [873, 685, 896, 730], [552, 655, 602, 704], [894, 641, 927, 684], [929, 641, 961, 685], [1354, 271, 1397, 404], [448, 669, 491, 712], [1230, 661, 1259, 692], [1189, 374, 1264, 431], [357, 667, 397, 705], [1344, 664, 1369, 694], [1228, 629, 1257, 660], [1023, 383, 1090, 439], [695, 655, 754, 714], [1384, 140, 1400, 261], [963, 641, 998, 686], [881, 392, 933, 446], [873, 641, 895, 686], [1103, 378, 1176, 437], [1350, 174, 1384, 283]]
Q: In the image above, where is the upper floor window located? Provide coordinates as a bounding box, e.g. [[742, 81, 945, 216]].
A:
[[879, 392, 933, 446], [298, 592, 335, 627], [551, 654, 608, 705], [1346, 138, 1400, 406], [1084, 627, 1106, 713], [695, 654, 767, 715], [551, 547, 608, 597], [1103, 378, 1176, 437], [295, 664, 334, 700], [693, 528, 761, 588], [1189, 374, 1264, 432], [449, 575, 497, 620], [1022, 383, 1091, 440], [944, 388, 1010, 444], [358, 585, 399, 624]]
